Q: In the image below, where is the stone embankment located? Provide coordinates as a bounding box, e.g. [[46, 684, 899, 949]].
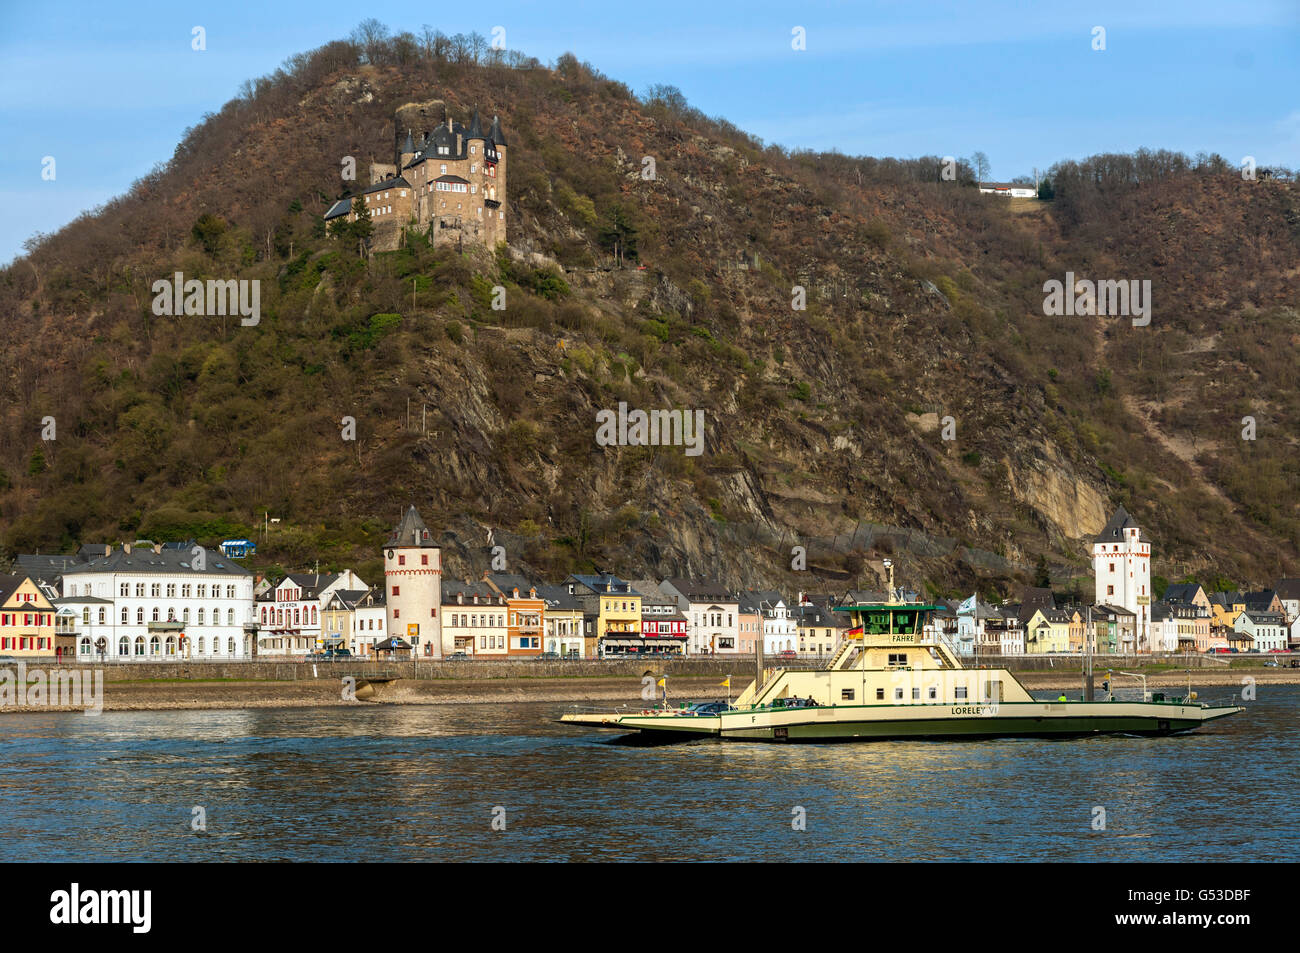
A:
[[1, 656, 1292, 713]]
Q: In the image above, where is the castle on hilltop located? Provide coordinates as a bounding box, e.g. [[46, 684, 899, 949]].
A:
[[325, 103, 508, 252]]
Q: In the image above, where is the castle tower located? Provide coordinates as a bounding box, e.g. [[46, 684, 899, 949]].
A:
[[399, 129, 416, 169], [1092, 505, 1151, 652], [484, 114, 508, 245], [384, 505, 443, 657]]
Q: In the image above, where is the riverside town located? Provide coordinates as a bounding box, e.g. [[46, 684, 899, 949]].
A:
[[5, 505, 1298, 663]]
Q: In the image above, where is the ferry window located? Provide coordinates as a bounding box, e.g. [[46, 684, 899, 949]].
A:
[[912, 688, 920, 700], [894, 688, 904, 701], [875, 688, 884, 701], [841, 689, 854, 701], [955, 687, 968, 700], [928, 687, 937, 700]]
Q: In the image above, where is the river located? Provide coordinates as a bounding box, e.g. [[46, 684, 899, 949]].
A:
[[1, 684, 1295, 861]]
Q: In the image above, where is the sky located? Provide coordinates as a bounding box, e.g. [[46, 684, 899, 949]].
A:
[[1, 0, 1298, 265]]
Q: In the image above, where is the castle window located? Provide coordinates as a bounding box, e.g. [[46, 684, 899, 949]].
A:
[[471, 185, 477, 194], [471, 146, 476, 154], [440, 164, 447, 174], [471, 165, 477, 173]]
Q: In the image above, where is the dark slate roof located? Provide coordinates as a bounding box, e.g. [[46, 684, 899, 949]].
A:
[[794, 604, 835, 627], [63, 547, 250, 577], [1018, 587, 1055, 623], [535, 583, 582, 611], [467, 108, 484, 138], [485, 573, 539, 598], [402, 129, 415, 154], [360, 176, 411, 196], [488, 115, 507, 147], [1094, 505, 1146, 544], [12, 554, 82, 578], [53, 595, 114, 605], [1273, 578, 1300, 600], [1209, 591, 1243, 606], [325, 589, 370, 610], [1243, 590, 1278, 611], [435, 174, 470, 184], [1241, 610, 1284, 625], [0, 573, 30, 603], [442, 580, 503, 604], [569, 574, 638, 596], [356, 585, 386, 608], [324, 198, 352, 220], [388, 506, 437, 548], [736, 589, 786, 614], [1163, 583, 1204, 604], [282, 573, 338, 597]]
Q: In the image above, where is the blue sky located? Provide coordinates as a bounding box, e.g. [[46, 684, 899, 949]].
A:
[[2, 0, 1297, 265]]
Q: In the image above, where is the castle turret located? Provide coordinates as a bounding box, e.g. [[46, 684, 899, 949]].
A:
[[400, 128, 416, 169]]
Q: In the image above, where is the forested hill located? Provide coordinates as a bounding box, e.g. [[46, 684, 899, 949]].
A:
[[2, 27, 1298, 598]]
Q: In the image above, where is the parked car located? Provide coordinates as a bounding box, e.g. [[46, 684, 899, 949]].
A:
[[1264, 659, 1279, 667], [536, 652, 561, 660], [446, 651, 469, 661], [778, 650, 798, 659]]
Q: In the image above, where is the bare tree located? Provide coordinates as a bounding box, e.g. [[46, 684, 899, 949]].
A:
[[971, 151, 990, 187], [351, 18, 391, 65]]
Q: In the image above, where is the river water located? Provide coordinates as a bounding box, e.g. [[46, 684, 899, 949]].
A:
[[1, 684, 1296, 862]]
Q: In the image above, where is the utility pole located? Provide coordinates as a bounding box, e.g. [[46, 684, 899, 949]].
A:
[[1084, 604, 1094, 701]]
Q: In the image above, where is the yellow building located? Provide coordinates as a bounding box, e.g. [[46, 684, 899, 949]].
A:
[[567, 575, 641, 657], [0, 574, 58, 658], [1208, 592, 1245, 630], [1025, 608, 1074, 654]]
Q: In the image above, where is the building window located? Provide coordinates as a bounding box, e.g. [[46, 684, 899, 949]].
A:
[[955, 687, 968, 700]]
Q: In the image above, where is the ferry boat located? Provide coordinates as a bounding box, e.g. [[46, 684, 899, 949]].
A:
[[559, 574, 1243, 743]]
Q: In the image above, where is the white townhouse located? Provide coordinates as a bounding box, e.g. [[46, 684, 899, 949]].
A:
[[441, 580, 509, 656], [256, 571, 367, 657], [1235, 610, 1287, 653], [60, 542, 255, 660], [661, 578, 740, 655], [737, 590, 798, 655], [351, 586, 388, 656]]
